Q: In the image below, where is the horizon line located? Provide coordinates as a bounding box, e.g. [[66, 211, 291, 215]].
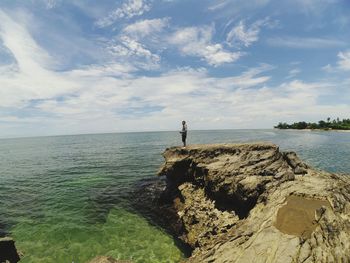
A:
[[0, 128, 277, 140]]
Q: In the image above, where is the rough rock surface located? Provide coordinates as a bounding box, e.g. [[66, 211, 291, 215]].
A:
[[0, 237, 21, 263], [88, 256, 132, 263], [158, 143, 350, 263]]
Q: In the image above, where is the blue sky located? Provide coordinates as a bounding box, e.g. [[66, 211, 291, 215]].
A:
[[0, 0, 349, 137]]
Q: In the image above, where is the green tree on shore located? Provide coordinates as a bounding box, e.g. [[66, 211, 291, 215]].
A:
[[274, 118, 350, 130]]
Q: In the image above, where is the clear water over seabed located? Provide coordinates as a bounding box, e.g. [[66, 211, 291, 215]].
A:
[[0, 129, 349, 263]]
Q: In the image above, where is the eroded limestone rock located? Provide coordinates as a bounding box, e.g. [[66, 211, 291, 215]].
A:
[[158, 143, 350, 263]]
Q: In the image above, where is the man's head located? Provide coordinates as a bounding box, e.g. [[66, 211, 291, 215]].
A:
[[182, 120, 186, 125]]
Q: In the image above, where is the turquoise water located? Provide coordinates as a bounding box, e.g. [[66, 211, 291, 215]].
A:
[[0, 130, 349, 262]]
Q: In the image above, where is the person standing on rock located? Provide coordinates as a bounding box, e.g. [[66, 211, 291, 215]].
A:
[[180, 121, 187, 147]]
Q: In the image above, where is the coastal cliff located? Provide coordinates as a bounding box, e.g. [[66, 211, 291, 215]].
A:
[[157, 143, 350, 263]]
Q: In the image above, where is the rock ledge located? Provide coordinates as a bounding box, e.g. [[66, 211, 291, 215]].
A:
[[158, 143, 350, 263]]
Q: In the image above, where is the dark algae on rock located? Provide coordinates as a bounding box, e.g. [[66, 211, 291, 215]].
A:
[[156, 143, 350, 263], [0, 237, 21, 263]]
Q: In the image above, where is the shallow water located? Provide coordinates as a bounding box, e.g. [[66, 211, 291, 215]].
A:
[[0, 130, 349, 262]]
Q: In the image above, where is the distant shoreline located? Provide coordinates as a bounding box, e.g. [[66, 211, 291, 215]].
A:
[[274, 128, 350, 133], [275, 118, 350, 131]]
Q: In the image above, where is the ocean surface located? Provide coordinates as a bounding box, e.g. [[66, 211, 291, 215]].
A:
[[0, 129, 349, 263]]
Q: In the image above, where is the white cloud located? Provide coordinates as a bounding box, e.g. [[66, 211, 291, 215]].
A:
[[25, 65, 275, 133], [226, 18, 275, 47], [207, 0, 271, 16], [266, 36, 346, 49], [1, 7, 349, 137], [291, 0, 339, 14], [3, 21, 346, 136], [322, 51, 350, 72], [95, 0, 152, 28], [208, 0, 231, 11], [68, 63, 136, 78], [107, 35, 160, 70], [290, 61, 301, 66], [286, 68, 301, 79], [168, 25, 242, 66], [0, 14, 278, 135], [322, 64, 334, 73], [332, 15, 349, 28], [337, 51, 350, 71], [0, 10, 79, 107], [100, 18, 169, 71], [123, 18, 170, 38], [0, 11, 52, 71], [44, 0, 59, 9]]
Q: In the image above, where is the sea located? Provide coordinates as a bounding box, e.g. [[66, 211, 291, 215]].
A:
[[0, 129, 349, 263]]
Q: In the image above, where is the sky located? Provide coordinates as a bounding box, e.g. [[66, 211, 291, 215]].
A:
[[0, 0, 349, 138]]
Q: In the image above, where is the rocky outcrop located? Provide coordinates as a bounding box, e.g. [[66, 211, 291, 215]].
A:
[[157, 143, 350, 263], [0, 237, 21, 263]]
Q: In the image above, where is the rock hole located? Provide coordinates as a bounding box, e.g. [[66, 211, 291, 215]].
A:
[[208, 191, 259, 219]]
